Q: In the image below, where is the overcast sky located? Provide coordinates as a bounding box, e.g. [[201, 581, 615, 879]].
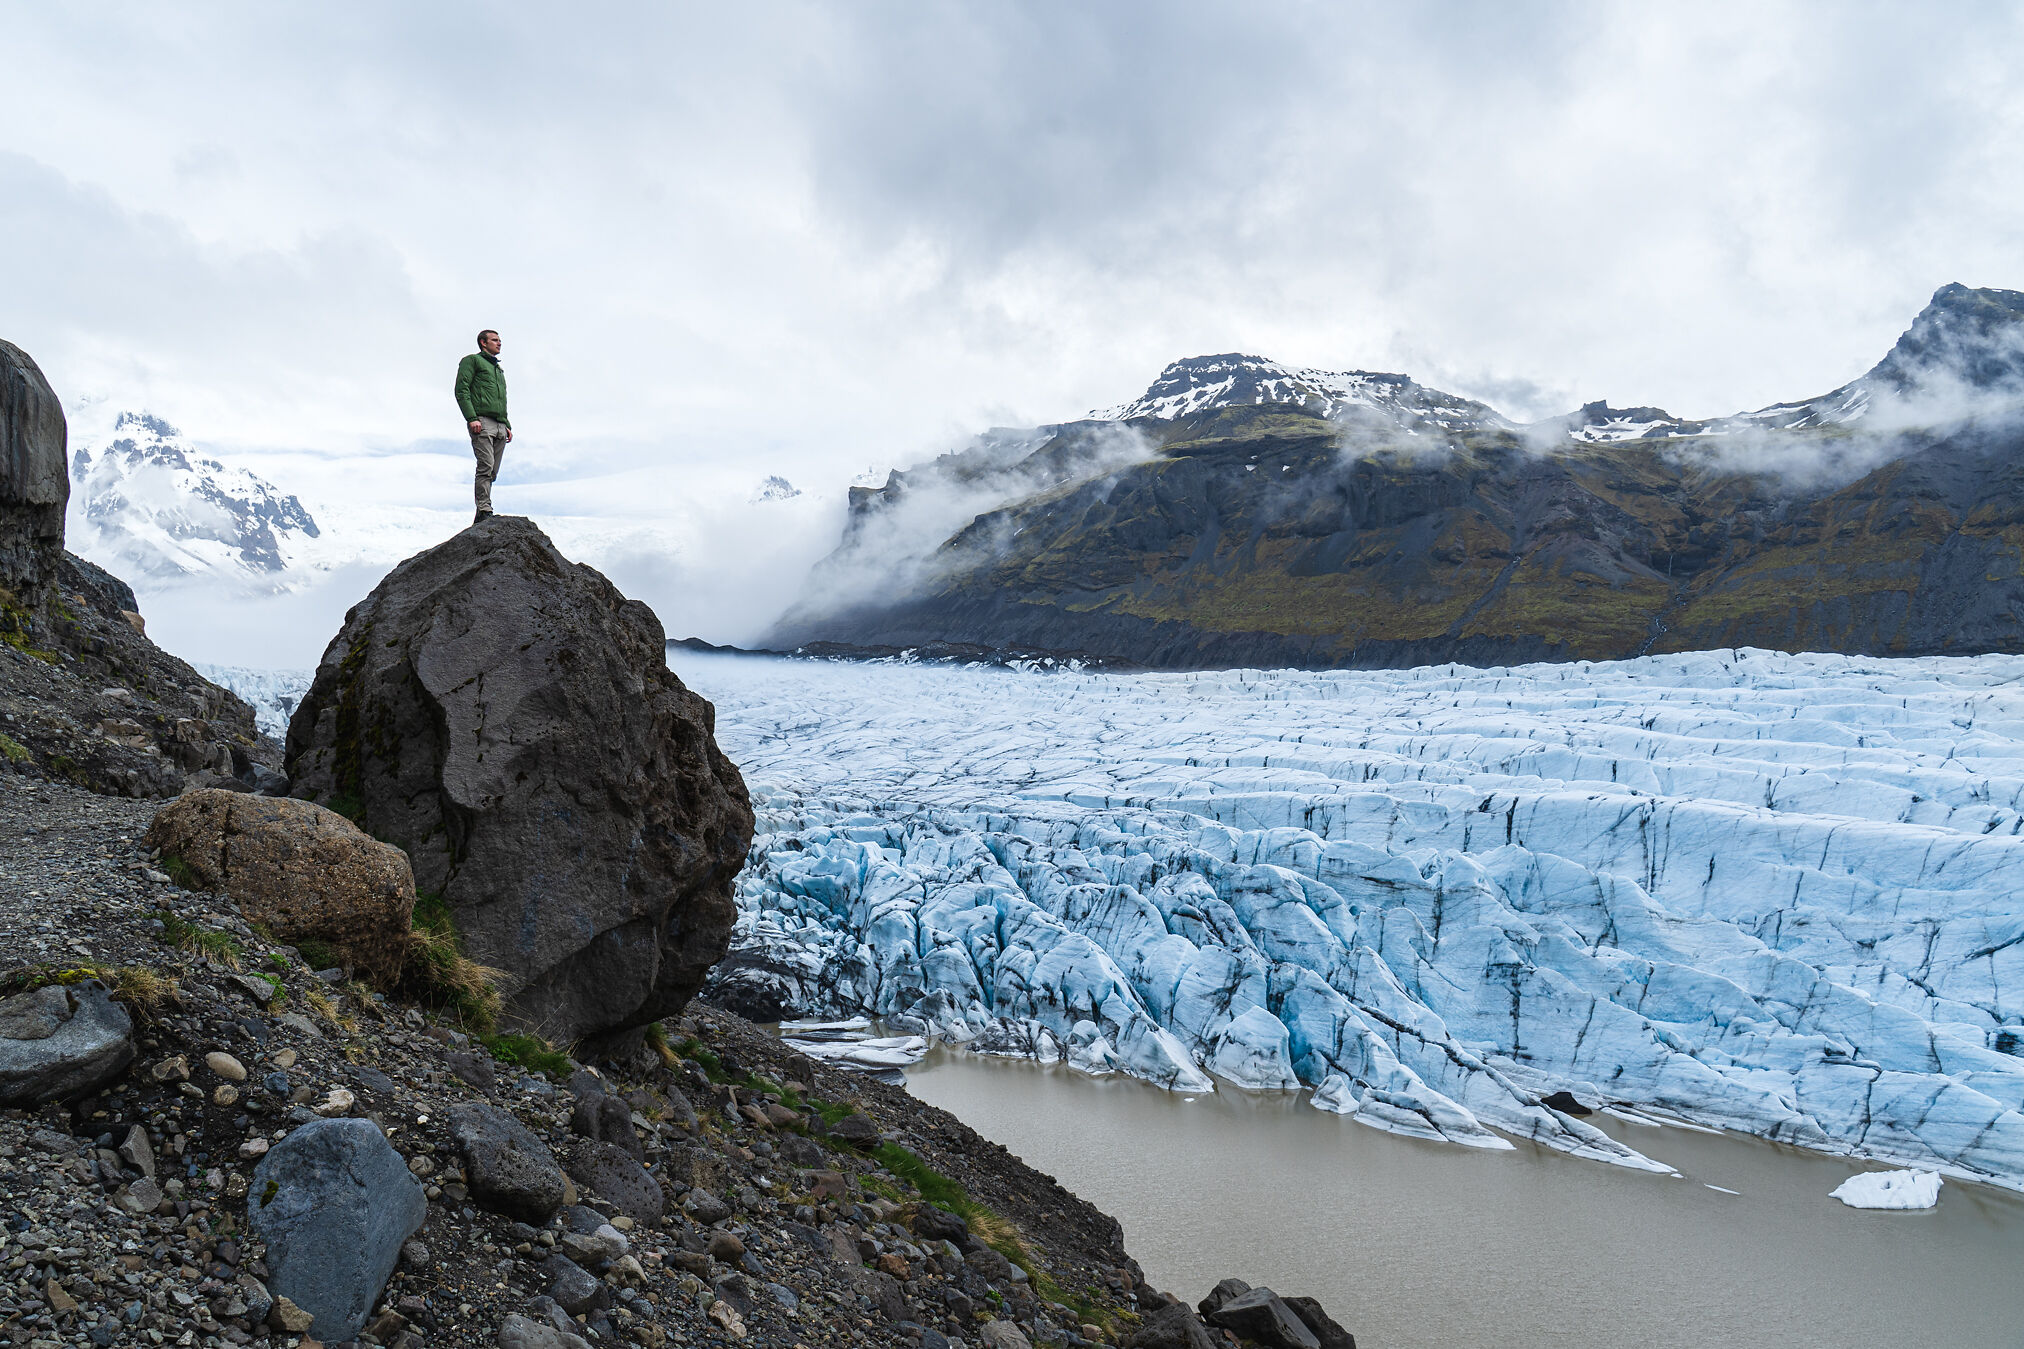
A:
[[6, 3, 2023, 660]]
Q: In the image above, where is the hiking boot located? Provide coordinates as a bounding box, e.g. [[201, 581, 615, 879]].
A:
[[474, 509, 494, 525]]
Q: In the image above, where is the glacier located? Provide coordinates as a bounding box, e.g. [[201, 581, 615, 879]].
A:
[[676, 647, 2024, 1189]]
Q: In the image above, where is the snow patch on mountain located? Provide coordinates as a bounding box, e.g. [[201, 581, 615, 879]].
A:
[[681, 647, 2024, 1188], [1091, 353, 1510, 434]]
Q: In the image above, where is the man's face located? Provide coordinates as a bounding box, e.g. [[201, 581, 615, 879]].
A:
[[480, 332, 502, 355]]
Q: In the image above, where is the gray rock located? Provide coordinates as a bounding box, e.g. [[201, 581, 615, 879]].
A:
[[449, 1103, 568, 1223], [685, 1187, 732, 1225], [540, 1254, 610, 1316], [564, 1138, 663, 1225], [116, 1124, 155, 1179], [980, 1321, 1033, 1349], [1204, 1288, 1321, 1349], [1127, 1302, 1217, 1349], [283, 516, 755, 1046], [1282, 1296, 1357, 1349], [778, 1133, 824, 1168], [498, 1312, 592, 1349], [448, 1051, 498, 1094], [0, 982, 135, 1106], [830, 1111, 881, 1148], [569, 1091, 643, 1160], [0, 338, 68, 637], [247, 1117, 427, 1341], [1197, 1277, 1251, 1316], [236, 1274, 274, 1326]]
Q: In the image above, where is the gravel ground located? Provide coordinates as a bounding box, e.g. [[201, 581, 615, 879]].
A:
[[1, 772, 1168, 1349]]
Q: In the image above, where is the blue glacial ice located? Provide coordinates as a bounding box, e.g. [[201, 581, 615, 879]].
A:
[[675, 647, 2024, 1187]]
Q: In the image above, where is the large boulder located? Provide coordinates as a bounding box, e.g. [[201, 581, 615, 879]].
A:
[[0, 982, 134, 1105], [0, 339, 67, 643], [285, 516, 752, 1044], [143, 789, 416, 981], [248, 1117, 427, 1341]]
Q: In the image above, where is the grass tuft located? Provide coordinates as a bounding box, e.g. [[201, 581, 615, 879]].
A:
[[481, 1032, 573, 1077], [156, 911, 243, 968], [158, 855, 200, 890], [0, 733, 28, 764], [0, 964, 177, 1024]]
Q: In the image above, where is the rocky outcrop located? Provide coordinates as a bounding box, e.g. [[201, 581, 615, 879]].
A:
[[0, 981, 135, 1106], [249, 1117, 428, 1340], [143, 788, 417, 981], [0, 338, 67, 644], [0, 341, 279, 797], [285, 515, 753, 1045]]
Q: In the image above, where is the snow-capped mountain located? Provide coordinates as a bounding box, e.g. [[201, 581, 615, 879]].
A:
[[1091, 353, 1511, 434], [750, 475, 803, 503], [68, 412, 320, 584], [1087, 286, 2024, 446]]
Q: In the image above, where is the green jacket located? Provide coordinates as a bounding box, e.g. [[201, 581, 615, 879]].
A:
[[455, 352, 510, 428]]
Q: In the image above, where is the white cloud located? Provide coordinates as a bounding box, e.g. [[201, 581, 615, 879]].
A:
[[5, 2, 2024, 657]]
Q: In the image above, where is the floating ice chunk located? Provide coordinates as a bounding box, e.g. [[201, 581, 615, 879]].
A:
[[1830, 1169, 1942, 1210], [783, 1035, 928, 1070]]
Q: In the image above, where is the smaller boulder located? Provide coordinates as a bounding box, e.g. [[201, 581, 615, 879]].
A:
[[829, 1112, 881, 1147], [564, 1138, 664, 1225], [1283, 1295, 1357, 1349], [907, 1203, 969, 1245], [540, 1253, 610, 1316], [1127, 1302, 1217, 1349], [980, 1321, 1033, 1349], [0, 982, 135, 1106], [569, 1091, 644, 1160], [1204, 1287, 1321, 1349], [447, 1051, 498, 1094], [449, 1103, 568, 1223], [1198, 1277, 1250, 1316], [144, 790, 416, 982], [499, 1312, 591, 1349], [248, 1117, 427, 1341]]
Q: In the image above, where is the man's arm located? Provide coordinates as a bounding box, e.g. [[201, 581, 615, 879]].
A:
[[454, 355, 479, 424]]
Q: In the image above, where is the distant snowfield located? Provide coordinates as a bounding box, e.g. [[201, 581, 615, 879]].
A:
[[672, 647, 2024, 1189]]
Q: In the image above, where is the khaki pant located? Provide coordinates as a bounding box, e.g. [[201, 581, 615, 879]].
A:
[[471, 416, 508, 513]]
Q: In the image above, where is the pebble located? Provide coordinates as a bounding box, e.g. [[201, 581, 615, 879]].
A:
[[318, 1086, 357, 1116], [205, 1050, 247, 1081]]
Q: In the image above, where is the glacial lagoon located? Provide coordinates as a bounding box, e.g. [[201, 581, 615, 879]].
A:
[[906, 1047, 2024, 1349]]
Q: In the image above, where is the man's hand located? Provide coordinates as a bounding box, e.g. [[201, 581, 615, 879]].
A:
[[505, 429, 513, 442], [469, 420, 483, 434]]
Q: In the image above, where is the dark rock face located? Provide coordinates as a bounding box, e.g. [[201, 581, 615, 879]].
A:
[[247, 1117, 427, 1341], [0, 339, 67, 643], [0, 982, 135, 1106], [449, 1102, 568, 1223], [285, 516, 753, 1044]]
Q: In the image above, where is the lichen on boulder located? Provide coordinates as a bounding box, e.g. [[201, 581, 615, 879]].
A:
[[284, 516, 753, 1046]]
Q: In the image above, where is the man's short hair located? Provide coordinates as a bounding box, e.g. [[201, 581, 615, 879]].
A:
[[477, 329, 498, 344]]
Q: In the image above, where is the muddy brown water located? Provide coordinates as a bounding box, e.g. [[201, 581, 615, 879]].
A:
[[903, 1048, 2024, 1349]]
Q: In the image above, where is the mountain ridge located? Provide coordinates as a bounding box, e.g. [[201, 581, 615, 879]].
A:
[[766, 284, 2024, 668]]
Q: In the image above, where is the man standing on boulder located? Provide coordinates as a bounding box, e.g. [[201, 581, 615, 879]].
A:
[[454, 330, 511, 524]]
